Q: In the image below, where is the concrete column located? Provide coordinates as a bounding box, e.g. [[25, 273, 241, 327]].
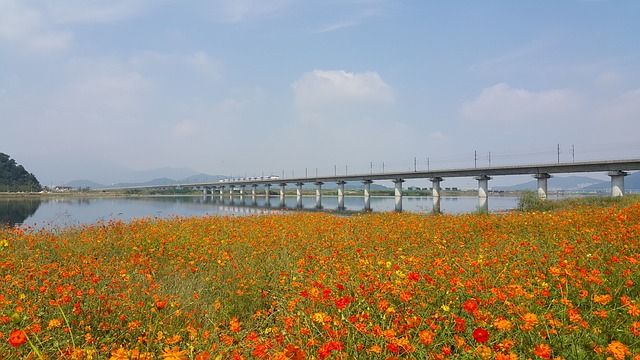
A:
[[393, 179, 404, 197], [478, 197, 488, 213], [393, 179, 404, 212], [296, 183, 304, 209], [279, 183, 286, 206], [363, 180, 372, 197], [239, 185, 245, 196], [475, 175, 491, 198], [432, 196, 441, 214], [363, 180, 373, 212], [430, 177, 443, 198], [228, 186, 234, 196], [219, 186, 225, 195], [203, 188, 209, 195], [534, 173, 551, 199], [337, 181, 346, 197], [251, 184, 258, 197], [265, 184, 271, 196], [315, 182, 323, 209], [296, 183, 303, 198], [609, 171, 628, 197]]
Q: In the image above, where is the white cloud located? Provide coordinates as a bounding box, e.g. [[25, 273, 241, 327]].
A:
[[46, 58, 155, 130], [595, 71, 623, 87], [595, 88, 640, 126], [173, 119, 197, 138], [0, 0, 72, 51], [460, 83, 582, 124], [313, 8, 381, 33], [292, 69, 394, 110], [130, 50, 222, 79], [205, 0, 292, 23], [47, 0, 148, 24], [186, 51, 222, 78]]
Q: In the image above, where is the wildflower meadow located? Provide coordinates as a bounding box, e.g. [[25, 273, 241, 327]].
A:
[[1, 201, 639, 359]]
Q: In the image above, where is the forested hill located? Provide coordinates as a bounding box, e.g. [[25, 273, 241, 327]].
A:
[[0, 153, 42, 192]]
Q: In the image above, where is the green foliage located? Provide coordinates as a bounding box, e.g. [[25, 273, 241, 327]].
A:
[[518, 190, 640, 212], [517, 190, 554, 211], [0, 153, 42, 192]]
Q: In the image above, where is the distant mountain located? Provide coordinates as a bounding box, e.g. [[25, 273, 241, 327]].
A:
[[64, 179, 107, 189], [179, 174, 227, 184], [582, 171, 640, 191], [493, 175, 606, 191], [65, 174, 392, 190], [129, 167, 200, 183]]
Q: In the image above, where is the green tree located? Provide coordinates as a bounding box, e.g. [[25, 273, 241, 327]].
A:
[[0, 153, 42, 192]]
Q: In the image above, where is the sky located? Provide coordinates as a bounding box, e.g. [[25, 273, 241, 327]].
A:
[[2, 0, 640, 188]]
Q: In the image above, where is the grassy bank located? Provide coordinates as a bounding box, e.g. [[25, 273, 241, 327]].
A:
[[1, 200, 639, 359]]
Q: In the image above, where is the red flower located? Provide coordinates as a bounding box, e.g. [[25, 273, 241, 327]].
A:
[[8, 329, 27, 347], [463, 299, 478, 313], [155, 299, 167, 310], [472, 327, 489, 343], [334, 296, 352, 310]]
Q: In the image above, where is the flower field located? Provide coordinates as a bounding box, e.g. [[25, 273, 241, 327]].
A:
[[1, 202, 640, 359]]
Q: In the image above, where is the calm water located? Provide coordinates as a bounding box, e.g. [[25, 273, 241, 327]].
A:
[[1, 195, 529, 230]]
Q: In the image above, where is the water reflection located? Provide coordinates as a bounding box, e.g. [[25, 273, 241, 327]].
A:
[[0, 198, 42, 227], [8, 195, 523, 230]]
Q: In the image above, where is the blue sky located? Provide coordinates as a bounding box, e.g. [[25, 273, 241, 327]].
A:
[[1, 0, 639, 187]]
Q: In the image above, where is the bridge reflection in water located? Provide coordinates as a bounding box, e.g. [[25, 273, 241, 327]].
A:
[[197, 193, 522, 215], [110, 159, 640, 213]]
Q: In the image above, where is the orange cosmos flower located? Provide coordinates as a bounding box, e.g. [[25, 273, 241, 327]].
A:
[[229, 316, 241, 333], [520, 313, 538, 331], [109, 347, 130, 360], [493, 316, 513, 331], [533, 343, 552, 359], [419, 329, 436, 345], [593, 294, 613, 305], [156, 299, 168, 310], [160, 347, 189, 360], [606, 340, 630, 360], [283, 344, 306, 360], [8, 329, 26, 347]]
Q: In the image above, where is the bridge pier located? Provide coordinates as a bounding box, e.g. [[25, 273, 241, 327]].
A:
[[476, 175, 491, 198], [315, 182, 323, 209], [219, 186, 225, 195], [609, 171, 628, 197], [239, 185, 245, 196], [337, 181, 346, 197], [393, 179, 404, 212], [296, 183, 304, 209], [534, 173, 552, 199], [430, 177, 443, 213], [251, 184, 258, 197], [363, 180, 372, 211], [280, 183, 286, 206], [476, 175, 491, 213]]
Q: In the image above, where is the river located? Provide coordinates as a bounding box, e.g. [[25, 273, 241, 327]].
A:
[[1, 194, 531, 230]]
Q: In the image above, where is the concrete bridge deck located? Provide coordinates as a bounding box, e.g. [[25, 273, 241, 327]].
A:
[[110, 158, 640, 212]]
